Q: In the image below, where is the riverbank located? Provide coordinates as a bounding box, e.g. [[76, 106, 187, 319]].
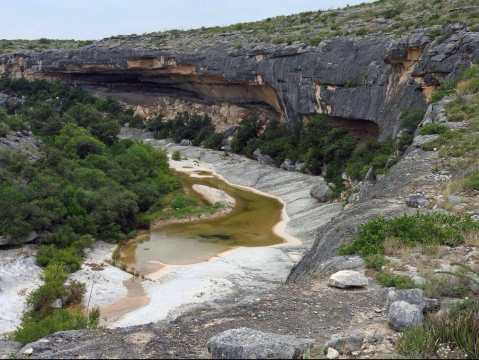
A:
[[99, 130, 344, 328]]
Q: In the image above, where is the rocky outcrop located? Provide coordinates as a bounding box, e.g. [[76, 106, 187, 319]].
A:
[[288, 145, 440, 282], [207, 328, 314, 359], [0, 131, 43, 162], [1, 29, 478, 138]]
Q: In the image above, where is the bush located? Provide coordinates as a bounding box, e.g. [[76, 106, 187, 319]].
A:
[[14, 309, 99, 346], [203, 132, 225, 150], [418, 123, 448, 135], [339, 213, 479, 257], [0, 123, 8, 137], [172, 150, 182, 161], [400, 108, 426, 133], [364, 254, 388, 270], [375, 272, 417, 290]]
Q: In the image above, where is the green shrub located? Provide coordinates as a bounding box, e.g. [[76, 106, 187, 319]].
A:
[[418, 123, 448, 135], [172, 150, 182, 161], [364, 254, 388, 270], [13, 309, 99, 346], [375, 272, 418, 290], [461, 172, 479, 191], [400, 108, 426, 133], [0, 123, 8, 137], [339, 213, 479, 257], [36, 245, 82, 272], [203, 132, 225, 150]]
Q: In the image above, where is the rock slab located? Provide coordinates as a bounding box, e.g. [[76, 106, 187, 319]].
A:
[[207, 328, 314, 359], [328, 270, 368, 289]]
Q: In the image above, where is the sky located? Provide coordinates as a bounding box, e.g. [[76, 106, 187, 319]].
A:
[[0, 0, 374, 40]]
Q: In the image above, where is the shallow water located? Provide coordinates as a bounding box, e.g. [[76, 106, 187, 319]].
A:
[[122, 170, 284, 268]]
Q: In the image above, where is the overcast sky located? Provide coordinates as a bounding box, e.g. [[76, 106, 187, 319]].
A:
[[1, 0, 375, 40]]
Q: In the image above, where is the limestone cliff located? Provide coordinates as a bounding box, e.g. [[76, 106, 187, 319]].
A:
[[1, 28, 478, 138]]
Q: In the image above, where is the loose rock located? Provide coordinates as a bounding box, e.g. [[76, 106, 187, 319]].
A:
[[323, 332, 364, 354], [207, 328, 314, 359], [310, 183, 332, 202], [388, 301, 424, 331], [386, 289, 438, 312], [328, 270, 368, 289]]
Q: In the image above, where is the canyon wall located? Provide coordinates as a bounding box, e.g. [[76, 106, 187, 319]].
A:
[[1, 28, 478, 137]]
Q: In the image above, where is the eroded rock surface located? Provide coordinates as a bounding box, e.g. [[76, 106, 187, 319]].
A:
[[2, 30, 478, 138], [207, 328, 314, 359]]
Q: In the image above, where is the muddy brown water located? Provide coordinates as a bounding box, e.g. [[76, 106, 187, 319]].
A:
[[122, 170, 284, 269]]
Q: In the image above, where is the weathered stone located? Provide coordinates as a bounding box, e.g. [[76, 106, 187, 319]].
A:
[[406, 194, 429, 208], [310, 183, 332, 202], [326, 347, 339, 359], [207, 328, 314, 359], [0, 341, 20, 359], [252, 148, 262, 161], [5, 28, 476, 140], [259, 155, 274, 166], [328, 270, 368, 289], [388, 301, 424, 331], [386, 289, 438, 312], [323, 332, 364, 354], [50, 298, 63, 309], [412, 134, 439, 147], [280, 159, 293, 170], [317, 256, 365, 276], [180, 139, 191, 146]]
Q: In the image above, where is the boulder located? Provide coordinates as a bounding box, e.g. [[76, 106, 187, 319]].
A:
[[50, 298, 63, 309], [386, 289, 438, 312], [259, 155, 274, 166], [310, 183, 332, 202], [207, 328, 314, 359], [280, 159, 293, 170], [252, 148, 262, 161], [0, 93, 9, 109], [323, 332, 364, 354], [406, 194, 429, 208], [412, 134, 439, 147], [0, 340, 21, 359], [326, 347, 339, 359], [388, 301, 424, 331], [0, 235, 13, 246], [328, 270, 368, 289], [180, 139, 191, 146]]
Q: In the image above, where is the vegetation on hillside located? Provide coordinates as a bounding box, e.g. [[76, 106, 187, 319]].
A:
[[0, 78, 209, 343], [99, 0, 479, 51], [0, 39, 93, 55], [2, 0, 478, 54], [338, 66, 479, 358]]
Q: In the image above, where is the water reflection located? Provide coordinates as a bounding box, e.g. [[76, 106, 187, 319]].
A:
[[122, 170, 284, 267]]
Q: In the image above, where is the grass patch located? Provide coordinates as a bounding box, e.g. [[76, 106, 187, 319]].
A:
[[339, 213, 479, 258], [419, 123, 448, 135], [396, 299, 479, 359]]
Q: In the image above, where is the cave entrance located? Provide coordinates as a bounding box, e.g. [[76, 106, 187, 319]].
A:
[[325, 116, 379, 146]]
